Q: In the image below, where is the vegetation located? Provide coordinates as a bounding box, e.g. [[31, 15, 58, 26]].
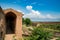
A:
[[38, 24, 60, 31], [24, 27, 54, 40], [22, 18, 32, 26], [22, 18, 60, 40], [56, 37, 60, 40], [22, 18, 25, 24]]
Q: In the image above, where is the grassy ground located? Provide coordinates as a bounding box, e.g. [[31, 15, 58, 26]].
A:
[[22, 24, 60, 40]]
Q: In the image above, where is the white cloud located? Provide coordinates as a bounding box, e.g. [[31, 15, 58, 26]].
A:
[[26, 6, 32, 10], [17, 10, 22, 12], [16, 10, 24, 14], [46, 14, 54, 19], [23, 6, 60, 21], [23, 6, 55, 19]]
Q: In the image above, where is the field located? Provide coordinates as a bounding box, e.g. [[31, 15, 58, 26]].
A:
[[22, 22, 60, 40]]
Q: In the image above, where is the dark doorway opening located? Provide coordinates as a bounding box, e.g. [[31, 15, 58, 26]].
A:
[[5, 12, 16, 34], [0, 32, 3, 40]]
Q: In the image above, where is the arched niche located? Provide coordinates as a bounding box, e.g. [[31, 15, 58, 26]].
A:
[[5, 12, 17, 34]]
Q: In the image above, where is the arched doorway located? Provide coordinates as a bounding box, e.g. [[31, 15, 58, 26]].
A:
[[5, 12, 16, 34]]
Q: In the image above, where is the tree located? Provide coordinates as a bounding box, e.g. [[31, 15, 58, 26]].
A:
[[25, 18, 32, 26], [22, 18, 25, 24]]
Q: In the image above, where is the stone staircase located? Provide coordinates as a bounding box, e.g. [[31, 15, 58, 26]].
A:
[[5, 34, 15, 40]]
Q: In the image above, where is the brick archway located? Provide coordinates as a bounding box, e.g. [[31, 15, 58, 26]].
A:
[[3, 8, 23, 40]]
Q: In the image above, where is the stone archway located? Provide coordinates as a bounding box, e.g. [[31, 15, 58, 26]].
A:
[[5, 12, 17, 34], [4, 8, 23, 40]]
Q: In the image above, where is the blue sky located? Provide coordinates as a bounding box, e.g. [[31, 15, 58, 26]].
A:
[[0, 0, 60, 22]]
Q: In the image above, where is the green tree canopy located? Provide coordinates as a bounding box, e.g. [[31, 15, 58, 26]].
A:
[[25, 18, 32, 26], [22, 18, 32, 26], [22, 18, 25, 24]]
